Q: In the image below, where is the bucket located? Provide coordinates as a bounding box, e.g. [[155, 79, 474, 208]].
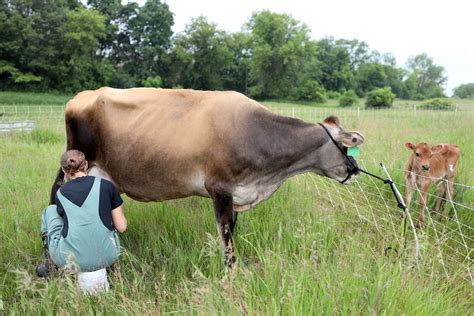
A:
[[77, 268, 109, 294]]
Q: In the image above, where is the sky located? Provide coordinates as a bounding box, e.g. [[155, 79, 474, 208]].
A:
[[144, 0, 474, 95]]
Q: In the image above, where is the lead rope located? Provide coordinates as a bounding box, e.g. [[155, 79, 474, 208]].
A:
[[318, 123, 421, 263]]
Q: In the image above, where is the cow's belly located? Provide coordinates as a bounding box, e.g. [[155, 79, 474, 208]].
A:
[[233, 181, 282, 212], [90, 163, 281, 210]]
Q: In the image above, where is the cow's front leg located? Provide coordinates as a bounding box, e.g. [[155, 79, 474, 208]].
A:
[[208, 187, 237, 268]]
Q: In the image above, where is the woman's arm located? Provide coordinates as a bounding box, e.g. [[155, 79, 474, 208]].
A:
[[111, 205, 127, 233]]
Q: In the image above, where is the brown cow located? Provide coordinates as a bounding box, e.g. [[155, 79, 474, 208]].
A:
[[404, 142, 460, 227], [51, 87, 365, 266]]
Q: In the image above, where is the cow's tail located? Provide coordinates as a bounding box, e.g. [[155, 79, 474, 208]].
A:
[[50, 168, 64, 204]]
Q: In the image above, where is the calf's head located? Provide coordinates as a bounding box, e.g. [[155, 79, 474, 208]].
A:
[[317, 116, 365, 184], [405, 142, 447, 173]]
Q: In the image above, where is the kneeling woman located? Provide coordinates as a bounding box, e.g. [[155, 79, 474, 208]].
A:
[[39, 150, 127, 275]]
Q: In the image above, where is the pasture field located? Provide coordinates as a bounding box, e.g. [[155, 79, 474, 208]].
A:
[[0, 94, 473, 314]]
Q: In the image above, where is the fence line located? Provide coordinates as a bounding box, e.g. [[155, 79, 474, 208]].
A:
[[1, 104, 474, 132], [303, 171, 473, 286]]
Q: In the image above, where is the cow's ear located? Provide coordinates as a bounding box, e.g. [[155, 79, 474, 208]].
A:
[[431, 144, 447, 155], [405, 142, 415, 150], [338, 131, 364, 147], [323, 115, 340, 126]]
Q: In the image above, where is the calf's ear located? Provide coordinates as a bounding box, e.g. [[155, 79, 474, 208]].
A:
[[405, 142, 415, 150], [338, 131, 364, 147], [431, 144, 447, 155]]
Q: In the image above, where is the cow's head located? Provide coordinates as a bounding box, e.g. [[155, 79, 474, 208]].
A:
[[317, 116, 365, 184], [405, 142, 447, 173]]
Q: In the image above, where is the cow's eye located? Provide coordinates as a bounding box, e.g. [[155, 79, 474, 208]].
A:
[[415, 153, 420, 157]]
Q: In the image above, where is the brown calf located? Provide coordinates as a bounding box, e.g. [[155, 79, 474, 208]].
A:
[[404, 142, 460, 227]]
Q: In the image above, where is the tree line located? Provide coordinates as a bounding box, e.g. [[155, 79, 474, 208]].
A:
[[1, 0, 468, 100]]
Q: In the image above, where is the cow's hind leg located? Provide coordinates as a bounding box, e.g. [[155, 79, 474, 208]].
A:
[[50, 168, 64, 204], [208, 187, 237, 268]]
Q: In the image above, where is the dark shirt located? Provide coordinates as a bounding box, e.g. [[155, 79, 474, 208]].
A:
[[55, 176, 123, 238]]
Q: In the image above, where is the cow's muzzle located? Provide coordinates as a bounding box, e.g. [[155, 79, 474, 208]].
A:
[[341, 156, 360, 184]]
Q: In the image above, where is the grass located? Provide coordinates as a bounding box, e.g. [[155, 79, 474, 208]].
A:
[[1, 94, 473, 314], [0, 91, 71, 105]]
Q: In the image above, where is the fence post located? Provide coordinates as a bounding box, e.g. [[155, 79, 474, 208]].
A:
[[357, 107, 360, 119], [413, 104, 417, 116], [292, 107, 295, 118]]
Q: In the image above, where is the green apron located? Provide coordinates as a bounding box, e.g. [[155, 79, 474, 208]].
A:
[[41, 177, 120, 272]]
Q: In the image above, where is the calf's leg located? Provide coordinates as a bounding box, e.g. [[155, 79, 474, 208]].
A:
[[445, 177, 456, 219], [404, 183, 414, 210], [418, 182, 431, 227], [434, 181, 447, 214]]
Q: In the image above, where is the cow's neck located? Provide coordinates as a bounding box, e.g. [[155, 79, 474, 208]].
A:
[[251, 112, 329, 181]]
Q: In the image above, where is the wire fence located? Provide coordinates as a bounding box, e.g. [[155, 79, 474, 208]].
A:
[[297, 160, 473, 286], [1, 104, 473, 286], [271, 105, 474, 124], [0, 105, 65, 132]]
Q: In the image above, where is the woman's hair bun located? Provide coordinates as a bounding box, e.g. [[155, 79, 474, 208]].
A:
[[60, 150, 87, 176]]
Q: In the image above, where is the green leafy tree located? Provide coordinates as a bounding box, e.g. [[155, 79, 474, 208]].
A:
[[0, 2, 42, 88], [355, 62, 387, 96], [220, 32, 251, 93], [381, 55, 407, 99], [316, 37, 354, 92], [167, 16, 233, 90], [335, 39, 372, 69], [453, 83, 474, 99], [87, 0, 121, 56], [405, 53, 447, 99], [246, 11, 319, 99], [108, 0, 173, 87], [61, 7, 109, 92]]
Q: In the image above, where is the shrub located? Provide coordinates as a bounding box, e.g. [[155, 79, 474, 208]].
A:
[[365, 87, 395, 108], [339, 90, 359, 107], [291, 80, 327, 103], [326, 91, 341, 99], [418, 98, 454, 110], [143, 76, 162, 88]]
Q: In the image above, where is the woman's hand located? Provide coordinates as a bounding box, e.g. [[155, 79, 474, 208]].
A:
[[111, 205, 127, 233]]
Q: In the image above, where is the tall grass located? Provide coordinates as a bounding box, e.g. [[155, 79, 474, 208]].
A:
[[1, 102, 473, 314]]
